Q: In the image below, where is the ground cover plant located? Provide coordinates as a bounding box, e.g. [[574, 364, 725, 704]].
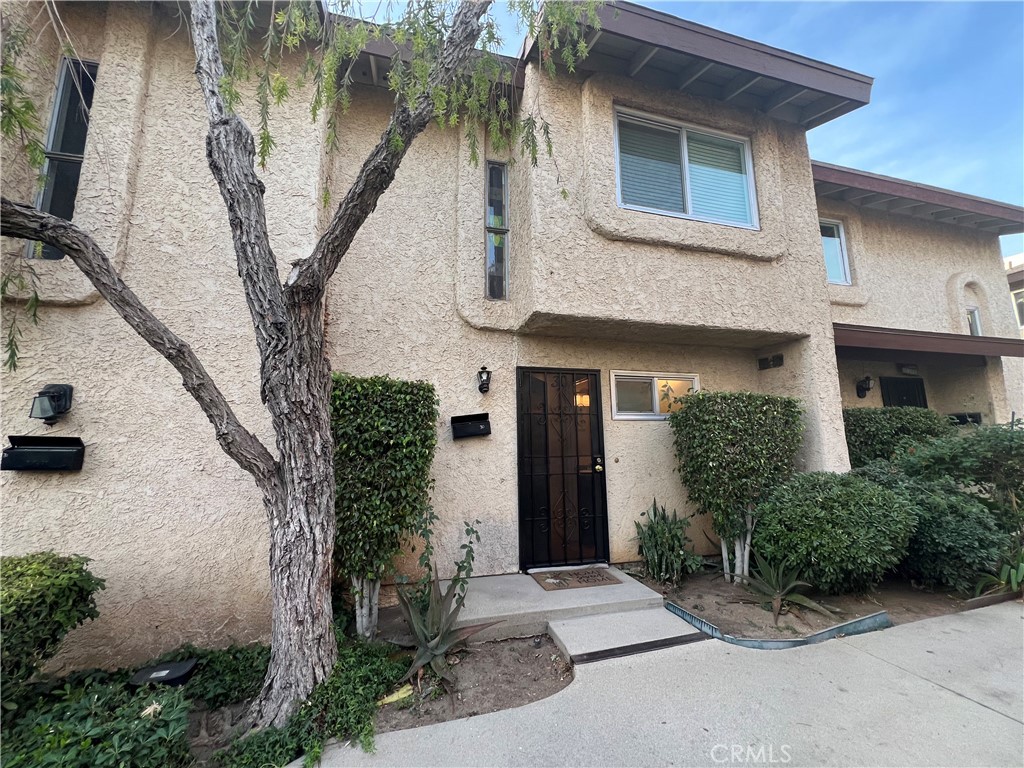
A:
[[670, 391, 802, 582], [753, 472, 916, 594]]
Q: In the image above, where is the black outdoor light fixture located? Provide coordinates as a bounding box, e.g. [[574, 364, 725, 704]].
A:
[[856, 375, 874, 399], [477, 366, 491, 394], [29, 384, 74, 425]]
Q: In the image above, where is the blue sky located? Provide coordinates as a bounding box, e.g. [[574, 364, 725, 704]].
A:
[[489, 1, 1024, 257]]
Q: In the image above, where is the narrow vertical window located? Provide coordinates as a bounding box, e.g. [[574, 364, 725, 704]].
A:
[[485, 162, 508, 300], [966, 307, 982, 336], [35, 59, 98, 260], [820, 220, 850, 285]]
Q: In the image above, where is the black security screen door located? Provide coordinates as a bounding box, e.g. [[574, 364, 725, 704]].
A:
[[517, 368, 609, 569]]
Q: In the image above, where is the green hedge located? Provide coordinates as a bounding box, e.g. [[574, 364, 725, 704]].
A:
[[897, 423, 1024, 536], [856, 463, 1009, 594], [669, 391, 803, 541], [0, 552, 105, 688], [753, 472, 917, 594], [330, 373, 439, 582], [842, 407, 956, 467]]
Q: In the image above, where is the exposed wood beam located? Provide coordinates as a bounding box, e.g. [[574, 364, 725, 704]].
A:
[[763, 83, 807, 114], [887, 199, 928, 212], [721, 72, 761, 102], [814, 182, 847, 197], [628, 45, 659, 77], [584, 29, 603, 49], [970, 218, 1008, 230], [860, 194, 900, 208], [905, 203, 950, 218], [801, 96, 850, 125], [677, 59, 713, 90], [842, 188, 876, 203], [928, 208, 967, 220]]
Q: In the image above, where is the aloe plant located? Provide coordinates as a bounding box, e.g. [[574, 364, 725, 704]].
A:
[[396, 571, 498, 683], [743, 551, 836, 626], [975, 547, 1024, 597]]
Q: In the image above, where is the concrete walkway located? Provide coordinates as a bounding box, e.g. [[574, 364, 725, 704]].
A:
[[308, 602, 1023, 767]]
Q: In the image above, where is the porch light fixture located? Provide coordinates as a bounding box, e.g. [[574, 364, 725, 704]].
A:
[[29, 384, 74, 425], [477, 366, 491, 394], [855, 376, 874, 399]]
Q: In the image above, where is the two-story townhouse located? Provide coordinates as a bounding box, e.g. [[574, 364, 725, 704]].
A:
[[2, 1, 1021, 668]]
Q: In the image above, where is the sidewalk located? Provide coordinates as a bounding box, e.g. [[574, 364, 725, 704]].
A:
[[306, 601, 1023, 767]]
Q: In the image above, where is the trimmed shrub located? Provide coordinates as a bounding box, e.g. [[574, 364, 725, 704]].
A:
[[0, 552, 105, 687], [149, 642, 270, 710], [670, 391, 803, 543], [330, 373, 439, 635], [753, 472, 917, 594], [842, 407, 957, 467], [857, 462, 1009, 594], [3, 679, 191, 768], [897, 422, 1024, 536]]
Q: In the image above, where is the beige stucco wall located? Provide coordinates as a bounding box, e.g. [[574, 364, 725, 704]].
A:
[[1, 4, 325, 669], [16, 3, 1006, 669], [817, 198, 1021, 419]]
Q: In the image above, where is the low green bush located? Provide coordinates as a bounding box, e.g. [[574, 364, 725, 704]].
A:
[[857, 462, 1009, 594], [842, 407, 956, 467], [897, 422, 1024, 536], [753, 472, 917, 594], [150, 642, 271, 710], [2, 677, 191, 768], [213, 640, 406, 767], [634, 498, 703, 583], [0, 552, 105, 688]]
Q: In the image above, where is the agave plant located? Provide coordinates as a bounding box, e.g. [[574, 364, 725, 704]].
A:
[[743, 551, 836, 626], [395, 570, 499, 684], [975, 547, 1024, 597]]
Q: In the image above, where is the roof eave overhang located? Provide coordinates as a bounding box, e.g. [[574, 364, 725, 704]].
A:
[[814, 162, 1024, 236], [834, 323, 1024, 358]]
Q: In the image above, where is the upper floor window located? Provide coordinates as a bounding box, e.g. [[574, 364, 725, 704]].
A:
[[820, 220, 850, 285], [611, 370, 699, 421], [615, 111, 757, 229], [1013, 289, 1024, 328], [33, 59, 98, 260], [485, 161, 508, 300], [966, 306, 982, 336]]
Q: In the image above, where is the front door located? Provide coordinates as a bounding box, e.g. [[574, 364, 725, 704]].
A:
[[880, 376, 928, 408], [516, 368, 609, 569]]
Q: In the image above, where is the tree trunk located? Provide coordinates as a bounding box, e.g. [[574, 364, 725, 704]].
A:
[[720, 537, 732, 583]]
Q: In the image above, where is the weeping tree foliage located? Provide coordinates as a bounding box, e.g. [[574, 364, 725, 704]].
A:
[[0, 0, 600, 731], [669, 391, 804, 582]]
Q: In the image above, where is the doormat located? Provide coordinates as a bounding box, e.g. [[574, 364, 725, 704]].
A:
[[531, 568, 621, 591]]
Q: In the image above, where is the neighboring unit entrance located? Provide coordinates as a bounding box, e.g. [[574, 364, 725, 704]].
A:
[[880, 376, 928, 408], [516, 368, 609, 569]]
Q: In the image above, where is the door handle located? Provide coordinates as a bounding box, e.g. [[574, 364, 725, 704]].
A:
[[594, 457, 604, 473]]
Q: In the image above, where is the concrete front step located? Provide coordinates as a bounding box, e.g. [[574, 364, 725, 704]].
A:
[[548, 607, 706, 663], [455, 566, 664, 642]]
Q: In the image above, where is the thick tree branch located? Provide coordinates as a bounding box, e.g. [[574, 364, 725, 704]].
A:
[[284, 0, 494, 306], [190, 0, 289, 396], [0, 198, 280, 496]]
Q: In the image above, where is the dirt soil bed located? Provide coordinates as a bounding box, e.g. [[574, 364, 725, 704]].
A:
[[636, 569, 965, 640], [376, 635, 571, 733]]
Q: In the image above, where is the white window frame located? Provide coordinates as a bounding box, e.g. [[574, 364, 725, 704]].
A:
[[966, 306, 983, 336], [1011, 289, 1024, 328], [610, 370, 700, 421], [614, 107, 759, 230], [819, 218, 851, 285]]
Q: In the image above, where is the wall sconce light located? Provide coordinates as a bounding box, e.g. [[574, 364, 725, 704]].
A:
[[855, 376, 874, 399], [29, 384, 74, 425], [477, 366, 491, 394]]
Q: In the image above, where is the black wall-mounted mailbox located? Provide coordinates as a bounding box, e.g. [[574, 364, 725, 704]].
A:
[[451, 413, 491, 440], [1, 436, 86, 471]]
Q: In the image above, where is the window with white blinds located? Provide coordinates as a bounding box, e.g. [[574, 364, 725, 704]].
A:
[[616, 112, 756, 228]]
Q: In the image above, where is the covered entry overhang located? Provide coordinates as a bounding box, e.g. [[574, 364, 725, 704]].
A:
[[833, 323, 1024, 364]]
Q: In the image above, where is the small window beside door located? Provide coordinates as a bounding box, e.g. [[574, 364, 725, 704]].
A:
[[611, 371, 699, 420], [966, 307, 982, 336], [485, 161, 509, 300], [820, 219, 851, 285]]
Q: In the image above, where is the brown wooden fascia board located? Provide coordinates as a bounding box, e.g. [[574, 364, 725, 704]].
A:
[[833, 323, 1024, 358]]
